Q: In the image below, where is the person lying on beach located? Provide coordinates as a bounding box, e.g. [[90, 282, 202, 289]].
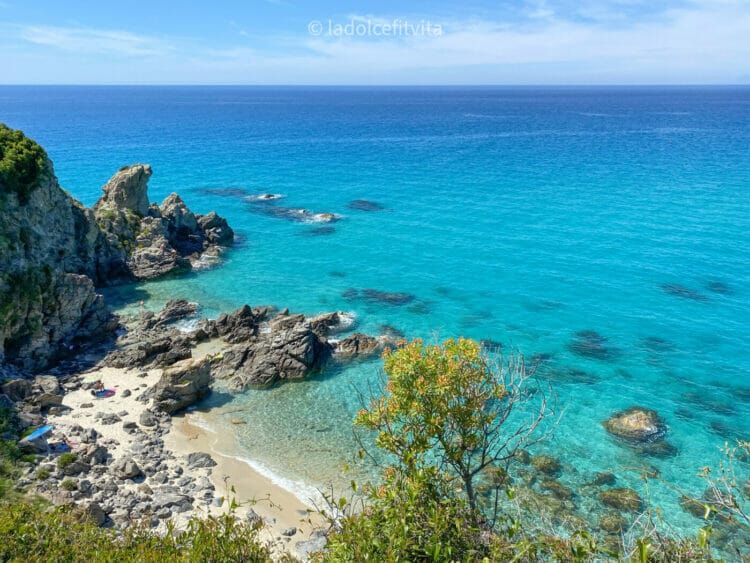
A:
[[91, 380, 106, 396]]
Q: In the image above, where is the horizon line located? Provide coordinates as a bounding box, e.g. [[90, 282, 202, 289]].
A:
[[1, 83, 749, 88]]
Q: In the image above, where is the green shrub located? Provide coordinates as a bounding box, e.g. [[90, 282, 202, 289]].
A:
[[0, 408, 22, 500], [61, 478, 77, 491], [0, 124, 50, 204], [56, 452, 77, 470], [0, 499, 275, 562], [35, 467, 51, 481]]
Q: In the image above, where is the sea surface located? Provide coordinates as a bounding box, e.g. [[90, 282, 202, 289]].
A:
[[2, 86, 749, 540]]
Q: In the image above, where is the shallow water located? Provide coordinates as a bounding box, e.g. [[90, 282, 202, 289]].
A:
[[3, 85, 749, 540]]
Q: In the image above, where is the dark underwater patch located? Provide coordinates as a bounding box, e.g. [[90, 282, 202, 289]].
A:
[[342, 288, 416, 306], [301, 226, 336, 236], [568, 330, 619, 361], [660, 283, 709, 302], [705, 280, 733, 295], [199, 187, 249, 197], [347, 199, 385, 211]]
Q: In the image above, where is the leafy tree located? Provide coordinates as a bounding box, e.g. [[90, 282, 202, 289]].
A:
[[356, 337, 555, 519]]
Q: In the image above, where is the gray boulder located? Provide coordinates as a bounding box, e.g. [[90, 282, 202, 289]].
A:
[[187, 452, 217, 469], [139, 409, 158, 427], [112, 456, 143, 480], [1, 379, 32, 402], [333, 333, 386, 359], [151, 357, 212, 414]]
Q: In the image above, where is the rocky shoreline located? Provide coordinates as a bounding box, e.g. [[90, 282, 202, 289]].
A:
[[1, 298, 389, 560], [0, 126, 394, 561]]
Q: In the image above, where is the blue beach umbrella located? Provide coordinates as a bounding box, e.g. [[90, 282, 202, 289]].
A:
[[23, 424, 54, 442]]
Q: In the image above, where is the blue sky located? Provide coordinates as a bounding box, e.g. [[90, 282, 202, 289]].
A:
[[0, 0, 748, 84]]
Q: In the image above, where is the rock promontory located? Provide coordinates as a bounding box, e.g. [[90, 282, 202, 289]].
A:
[[0, 124, 233, 371]]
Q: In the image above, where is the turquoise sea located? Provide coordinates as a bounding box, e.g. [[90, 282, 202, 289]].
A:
[[2, 86, 749, 539]]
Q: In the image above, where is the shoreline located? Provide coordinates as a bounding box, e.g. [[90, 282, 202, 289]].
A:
[[45, 359, 326, 561], [164, 413, 326, 545]]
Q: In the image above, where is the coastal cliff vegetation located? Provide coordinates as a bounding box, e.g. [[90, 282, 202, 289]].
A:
[[0, 124, 50, 205]]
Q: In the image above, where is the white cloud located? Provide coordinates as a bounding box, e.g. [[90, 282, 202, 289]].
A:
[[17, 24, 172, 57], [0, 1, 748, 84]]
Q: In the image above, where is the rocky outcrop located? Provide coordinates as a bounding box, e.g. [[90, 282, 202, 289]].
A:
[[603, 406, 667, 443], [332, 333, 387, 359], [199, 305, 275, 344], [215, 314, 332, 389], [208, 308, 341, 389], [0, 126, 233, 372], [92, 165, 234, 282], [151, 357, 212, 414], [201, 306, 386, 389], [0, 128, 117, 370], [94, 164, 152, 217]]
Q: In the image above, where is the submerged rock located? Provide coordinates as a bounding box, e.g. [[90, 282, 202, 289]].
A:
[[599, 511, 628, 533], [479, 339, 503, 352], [591, 472, 617, 487], [302, 226, 336, 236], [705, 280, 733, 295], [602, 406, 667, 443], [199, 187, 249, 198], [550, 367, 600, 385], [660, 283, 709, 302], [361, 289, 416, 306], [599, 488, 644, 512], [568, 330, 618, 361], [540, 479, 574, 500], [347, 199, 385, 211], [530, 455, 561, 476]]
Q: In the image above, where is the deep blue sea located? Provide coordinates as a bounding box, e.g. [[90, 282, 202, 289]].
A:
[[2, 86, 749, 539]]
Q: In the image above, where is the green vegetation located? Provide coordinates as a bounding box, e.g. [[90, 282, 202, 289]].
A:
[[56, 452, 77, 471], [317, 338, 722, 562], [0, 124, 50, 204], [35, 467, 51, 481], [0, 408, 24, 500], [61, 478, 78, 491], [0, 499, 276, 562]]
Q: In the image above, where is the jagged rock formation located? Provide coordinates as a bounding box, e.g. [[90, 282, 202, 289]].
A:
[[0, 125, 233, 371], [92, 165, 234, 282], [203, 307, 376, 389]]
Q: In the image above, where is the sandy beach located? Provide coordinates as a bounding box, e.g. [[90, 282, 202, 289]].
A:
[[46, 362, 326, 560], [165, 414, 326, 546]]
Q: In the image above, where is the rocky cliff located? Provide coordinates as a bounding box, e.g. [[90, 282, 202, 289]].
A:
[[0, 124, 233, 371]]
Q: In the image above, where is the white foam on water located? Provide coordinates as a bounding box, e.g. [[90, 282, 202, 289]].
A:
[[184, 412, 324, 509]]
